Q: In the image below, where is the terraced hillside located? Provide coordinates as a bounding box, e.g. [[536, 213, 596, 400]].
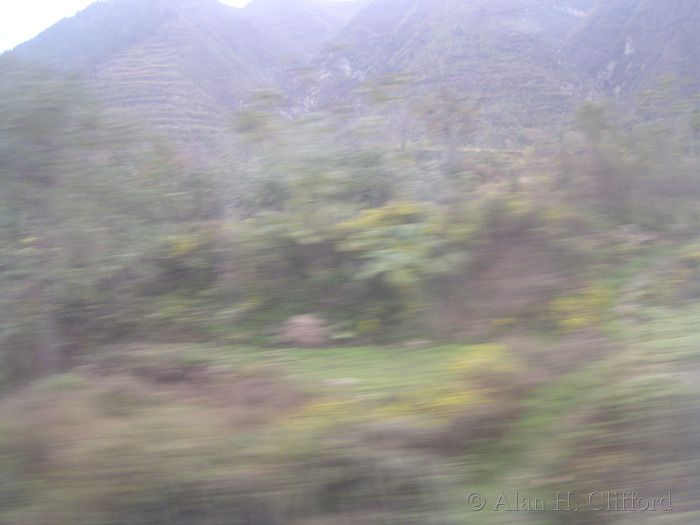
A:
[[6, 0, 700, 150], [309, 0, 598, 146], [93, 1, 281, 153], [8, 0, 360, 154]]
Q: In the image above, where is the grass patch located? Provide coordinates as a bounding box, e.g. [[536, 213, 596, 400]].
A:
[[258, 345, 472, 395]]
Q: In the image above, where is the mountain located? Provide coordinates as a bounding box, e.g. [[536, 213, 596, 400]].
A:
[[243, 0, 368, 59], [566, 0, 700, 100], [6, 0, 358, 154], [309, 0, 598, 145], [4, 0, 699, 150], [518, 0, 596, 45]]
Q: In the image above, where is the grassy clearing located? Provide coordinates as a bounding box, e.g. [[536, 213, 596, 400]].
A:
[[243, 344, 473, 394]]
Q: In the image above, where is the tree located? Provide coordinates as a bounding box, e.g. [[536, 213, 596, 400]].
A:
[[336, 202, 468, 334], [0, 58, 178, 383], [558, 101, 637, 222], [356, 73, 418, 150], [416, 89, 476, 174]]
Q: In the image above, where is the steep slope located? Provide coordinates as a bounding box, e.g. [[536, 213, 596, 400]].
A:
[[243, 0, 368, 59], [93, 0, 285, 152], [521, 0, 596, 45], [6, 0, 362, 153], [310, 0, 597, 145], [7, 0, 173, 69], [7, 0, 284, 152], [566, 0, 700, 100]]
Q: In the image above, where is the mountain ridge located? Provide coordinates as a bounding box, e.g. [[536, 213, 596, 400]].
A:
[[7, 0, 360, 153], [4, 0, 699, 150]]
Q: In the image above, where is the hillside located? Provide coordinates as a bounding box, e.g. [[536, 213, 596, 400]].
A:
[[7, 0, 360, 154], [309, 0, 598, 146], [8, 0, 700, 149], [566, 0, 700, 100], [243, 0, 368, 59], [519, 0, 596, 44]]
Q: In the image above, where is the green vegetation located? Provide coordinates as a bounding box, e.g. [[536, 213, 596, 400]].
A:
[[2, 2, 700, 522]]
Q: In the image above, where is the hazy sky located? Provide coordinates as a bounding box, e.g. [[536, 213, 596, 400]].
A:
[[0, 0, 253, 53]]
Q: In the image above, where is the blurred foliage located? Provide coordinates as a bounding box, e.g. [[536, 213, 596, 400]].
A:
[[3, 54, 700, 524], [0, 59, 183, 383], [543, 284, 614, 331], [560, 82, 700, 231]]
